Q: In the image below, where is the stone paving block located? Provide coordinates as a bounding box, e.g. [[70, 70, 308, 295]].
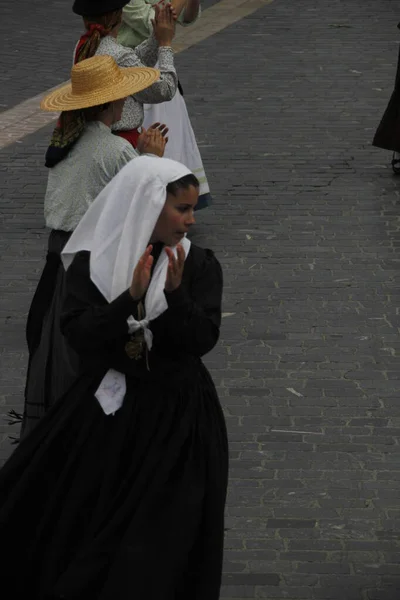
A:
[[2, 0, 400, 597]]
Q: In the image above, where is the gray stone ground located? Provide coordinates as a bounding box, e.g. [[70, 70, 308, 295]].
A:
[[1, 0, 400, 598], [0, 0, 220, 110]]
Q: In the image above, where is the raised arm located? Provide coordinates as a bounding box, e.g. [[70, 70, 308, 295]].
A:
[[133, 3, 176, 66], [116, 7, 178, 103], [172, 0, 201, 23]]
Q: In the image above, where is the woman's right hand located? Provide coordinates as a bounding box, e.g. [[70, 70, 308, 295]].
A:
[[152, 4, 176, 46], [130, 245, 154, 300]]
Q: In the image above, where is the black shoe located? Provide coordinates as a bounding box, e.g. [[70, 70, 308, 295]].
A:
[[391, 152, 400, 174]]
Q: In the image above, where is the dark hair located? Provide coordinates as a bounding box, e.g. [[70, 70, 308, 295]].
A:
[[82, 102, 111, 121], [75, 10, 123, 63], [166, 174, 199, 196]]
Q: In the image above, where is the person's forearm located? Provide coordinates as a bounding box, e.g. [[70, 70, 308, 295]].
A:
[[181, 0, 200, 23]]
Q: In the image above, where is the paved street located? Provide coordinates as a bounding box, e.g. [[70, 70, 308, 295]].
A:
[[1, 0, 400, 598]]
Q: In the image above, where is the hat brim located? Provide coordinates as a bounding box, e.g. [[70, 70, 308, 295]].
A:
[[40, 67, 160, 112]]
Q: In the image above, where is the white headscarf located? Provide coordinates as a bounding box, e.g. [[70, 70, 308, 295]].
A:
[[62, 155, 192, 414]]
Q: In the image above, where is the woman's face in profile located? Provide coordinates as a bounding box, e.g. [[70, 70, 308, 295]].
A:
[[151, 185, 198, 246]]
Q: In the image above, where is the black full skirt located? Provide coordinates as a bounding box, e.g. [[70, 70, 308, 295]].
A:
[[22, 230, 79, 437], [0, 364, 228, 600], [372, 88, 400, 152], [373, 37, 400, 152]]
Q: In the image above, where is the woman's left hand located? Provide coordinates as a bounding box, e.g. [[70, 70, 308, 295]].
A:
[[141, 127, 167, 157], [164, 244, 185, 292], [137, 123, 169, 155]]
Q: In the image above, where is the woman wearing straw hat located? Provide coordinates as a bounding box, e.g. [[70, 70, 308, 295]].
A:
[[118, 0, 213, 210], [0, 155, 228, 600], [45, 0, 177, 167], [20, 55, 167, 438]]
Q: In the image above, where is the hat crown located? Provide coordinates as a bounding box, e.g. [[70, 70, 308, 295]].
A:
[[71, 55, 121, 97]]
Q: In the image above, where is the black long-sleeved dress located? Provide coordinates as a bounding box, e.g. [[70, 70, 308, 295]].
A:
[[0, 243, 228, 600]]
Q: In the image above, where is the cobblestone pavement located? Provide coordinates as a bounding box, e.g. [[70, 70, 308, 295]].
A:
[[1, 0, 221, 111], [1, 0, 400, 598]]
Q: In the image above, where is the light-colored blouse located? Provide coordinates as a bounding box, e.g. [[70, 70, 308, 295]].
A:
[[96, 34, 177, 131], [45, 122, 138, 231], [118, 0, 201, 49]]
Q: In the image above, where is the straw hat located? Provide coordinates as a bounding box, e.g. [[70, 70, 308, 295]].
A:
[[72, 0, 129, 16], [41, 55, 159, 112]]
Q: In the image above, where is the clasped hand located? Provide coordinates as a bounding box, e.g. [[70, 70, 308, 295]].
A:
[[137, 122, 168, 157], [152, 3, 177, 47]]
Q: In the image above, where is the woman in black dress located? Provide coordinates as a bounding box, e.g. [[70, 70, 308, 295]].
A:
[[0, 156, 228, 600], [373, 22, 400, 173]]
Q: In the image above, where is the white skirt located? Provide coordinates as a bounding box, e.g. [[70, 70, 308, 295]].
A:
[[143, 90, 212, 209]]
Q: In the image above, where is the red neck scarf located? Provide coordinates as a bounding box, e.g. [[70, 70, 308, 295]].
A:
[[74, 23, 109, 63]]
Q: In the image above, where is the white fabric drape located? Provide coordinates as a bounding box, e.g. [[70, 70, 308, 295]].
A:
[[143, 88, 210, 198]]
